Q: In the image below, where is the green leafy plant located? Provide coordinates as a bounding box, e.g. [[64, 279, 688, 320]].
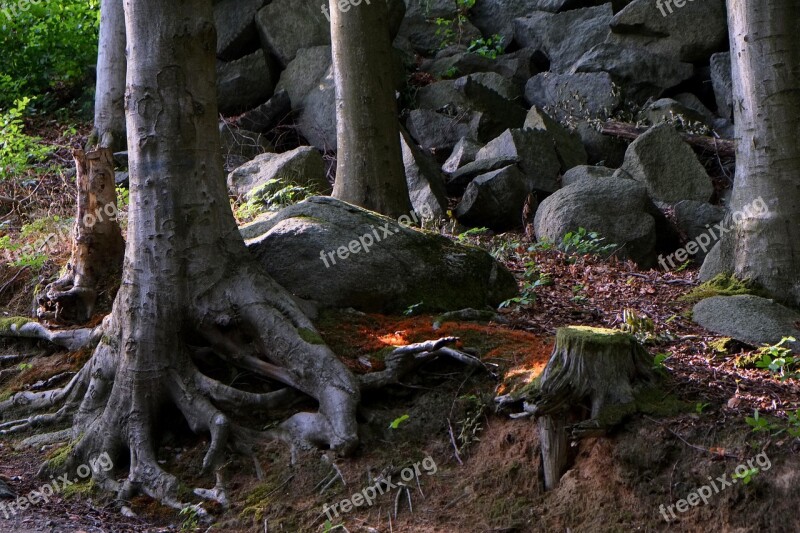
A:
[[652, 352, 670, 374], [753, 336, 798, 381], [433, 0, 475, 49], [456, 226, 489, 243], [403, 301, 425, 316], [695, 402, 710, 414], [0, 0, 100, 107], [0, 97, 53, 176], [439, 66, 460, 79], [745, 409, 780, 433], [787, 409, 800, 438], [389, 414, 410, 429], [17, 362, 33, 371], [731, 467, 759, 485], [500, 261, 552, 309], [558, 227, 617, 256], [178, 504, 203, 532], [467, 34, 505, 59]]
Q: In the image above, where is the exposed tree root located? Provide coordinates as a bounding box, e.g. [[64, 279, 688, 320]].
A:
[[0, 292, 485, 516], [0, 319, 97, 350]]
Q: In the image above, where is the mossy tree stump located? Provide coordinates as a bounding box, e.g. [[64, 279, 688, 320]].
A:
[[531, 326, 655, 490]]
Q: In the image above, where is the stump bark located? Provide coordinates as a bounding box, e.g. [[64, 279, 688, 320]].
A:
[[531, 326, 654, 490], [36, 148, 124, 324]]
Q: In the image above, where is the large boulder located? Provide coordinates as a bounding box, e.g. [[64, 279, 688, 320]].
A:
[[513, 5, 613, 73], [533, 176, 657, 266], [297, 66, 337, 151], [574, 120, 628, 167], [235, 90, 292, 134], [619, 123, 713, 204], [673, 200, 726, 262], [400, 128, 450, 220], [216, 50, 275, 115], [525, 72, 620, 121], [214, 0, 265, 60], [227, 146, 330, 198], [523, 106, 587, 172], [446, 156, 520, 196], [255, 0, 330, 66], [406, 109, 482, 159], [442, 137, 484, 174], [397, 0, 481, 53], [454, 165, 532, 230], [571, 42, 694, 101], [275, 45, 332, 109], [244, 196, 518, 312], [561, 164, 614, 187], [693, 296, 800, 353], [422, 48, 540, 88], [710, 52, 733, 120], [609, 0, 727, 63], [475, 128, 561, 193]]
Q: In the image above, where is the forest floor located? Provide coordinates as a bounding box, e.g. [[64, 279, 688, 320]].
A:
[[1, 121, 800, 533]]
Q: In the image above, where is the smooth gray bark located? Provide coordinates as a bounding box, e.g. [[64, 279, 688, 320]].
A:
[[727, 1, 800, 306], [329, 0, 411, 218], [92, 0, 127, 151]]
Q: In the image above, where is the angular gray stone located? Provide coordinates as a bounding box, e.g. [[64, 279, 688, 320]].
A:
[[214, 0, 265, 60], [275, 45, 332, 109], [610, 0, 727, 63], [561, 165, 614, 187], [524, 106, 587, 172], [442, 137, 484, 174], [525, 72, 620, 121], [575, 120, 628, 167], [446, 156, 520, 196], [455, 165, 532, 231], [513, 5, 613, 73], [710, 52, 733, 120], [619, 123, 713, 203], [476, 128, 561, 193], [216, 50, 275, 115], [406, 109, 482, 159], [533, 177, 657, 266], [400, 128, 449, 220], [397, 2, 481, 54], [673, 200, 726, 261], [255, 0, 330, 66], [297, 66, 337, 151], [227, 146, 330, 198], [641, 98, 712, 128], [693, 295, 800, 353], [244, 196, 518, 312], [571, 42, 694, 100], [236, 90, 292, 134]]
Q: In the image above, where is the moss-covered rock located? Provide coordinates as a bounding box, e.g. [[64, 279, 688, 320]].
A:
[[244, 196, 517, 313]]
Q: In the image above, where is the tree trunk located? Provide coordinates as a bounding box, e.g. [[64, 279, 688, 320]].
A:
[[329, 0, 411, 219], [91, 0, 127, 151], [5, 0, 361, 510], [727, 1, 800, 306], [35, 148, 124, 324], [36, 0, 128, 323]]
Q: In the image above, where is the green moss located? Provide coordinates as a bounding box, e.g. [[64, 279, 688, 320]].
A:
[[45, 441, 76, 471], [680, 273, 762, 303], [240, 477, 283, 522], [0, 317, 31, 331], [556, 326, 635, 349], [513, 374, 543, 400], [634, 386, 689, 417], [709, 337, 735, 355], [298, 327, 325, 345], [62, 479, 95, 499]]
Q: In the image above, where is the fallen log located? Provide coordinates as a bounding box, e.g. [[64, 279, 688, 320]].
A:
[[601, 120, 736, 159]]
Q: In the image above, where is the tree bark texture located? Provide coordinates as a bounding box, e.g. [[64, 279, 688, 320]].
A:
[[329, 0, 411, 219], [727, 1, 800, 306]]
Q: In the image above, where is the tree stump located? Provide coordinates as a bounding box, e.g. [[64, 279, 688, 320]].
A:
[[36, 148, 124, 324], [531, 326, 655, 490]]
